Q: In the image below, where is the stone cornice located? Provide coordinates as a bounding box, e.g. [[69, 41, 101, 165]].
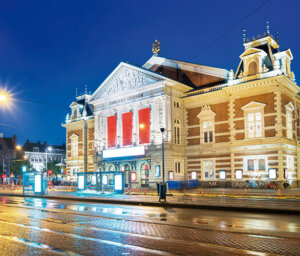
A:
[[183, 75, 299, 104]]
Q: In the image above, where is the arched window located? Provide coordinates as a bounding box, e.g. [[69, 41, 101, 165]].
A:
[[248, 61, 258, 76]]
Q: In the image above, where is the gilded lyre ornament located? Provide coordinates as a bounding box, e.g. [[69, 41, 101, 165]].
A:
[[152, 40, 161, 55]]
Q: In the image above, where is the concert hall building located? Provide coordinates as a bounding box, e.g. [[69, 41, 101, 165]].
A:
[[64, 31, 300, 190]]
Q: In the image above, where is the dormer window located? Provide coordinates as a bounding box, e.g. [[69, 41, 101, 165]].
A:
[[33, 147, 39, 152], [248, 61, 258, 76], [241, 101, 266, 139]]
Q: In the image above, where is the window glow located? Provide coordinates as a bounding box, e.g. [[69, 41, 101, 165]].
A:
[[236, 170, 243, 180], [219, 170, 226, 180], [191, 171, 197, 180], [34, 174, 42, 193], [114, 174, 123, 190], [78, 175, 85, 190], [130, 172, 137, 181], [203, 160, 214, 180], [103, 146, 145, 159], [169, 171, 174, 180], [91, 175, 97, 185], [155, 165, 160, 177], [102, 175, 108, 185], [269, 168, 277, 180]]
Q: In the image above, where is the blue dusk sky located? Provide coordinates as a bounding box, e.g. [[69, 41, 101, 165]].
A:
[[0, 0, 299, 145]]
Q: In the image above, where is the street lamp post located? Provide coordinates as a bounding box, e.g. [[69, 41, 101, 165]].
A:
[[45, 146, 52, 173], [159, 128, 166, 202], [160, 128, 165, 183]]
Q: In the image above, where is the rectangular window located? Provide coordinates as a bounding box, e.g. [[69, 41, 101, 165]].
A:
[[155, 165, 161, 177], [236, 170, 243, 180], [247, 111, 262, 138], [191, 171, 197, 180], [169, 171, 174, 180], [174, 126, 180, 144], [107, 115, 117, 148], [245, 156, 267, 171], [286, 155, 294, 170], [286, 111, 293, 139], [122, 112, 133, 146], [203, 120, 214, 143], [139, 108, 150, 144], [219, 170, 226, 180], [269, 168, 277, 180], [203, 160, 214, 180], [247, 159, 254, 171], [71, 139, 78, 157], [174, 162, 181, 173]]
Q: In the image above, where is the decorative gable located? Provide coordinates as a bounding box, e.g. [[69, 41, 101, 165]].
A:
[[197, 105, 216, 119], [70, 134, 79, 139], [241, 101, 266, 111], [89, 63, 164, 102]]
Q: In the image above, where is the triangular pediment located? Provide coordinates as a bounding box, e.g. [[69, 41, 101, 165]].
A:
[[241, 101, 266, 110], [89, 62, 165, 102], [69, 102, 77, 107], [70, 133, 79, 139], [240, 48, 267, 59]]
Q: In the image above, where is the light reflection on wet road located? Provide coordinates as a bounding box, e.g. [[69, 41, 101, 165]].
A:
[[0, 196, 299, 255]]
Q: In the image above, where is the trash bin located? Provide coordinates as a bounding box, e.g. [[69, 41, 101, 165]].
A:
[[158, 182, 167, 202]]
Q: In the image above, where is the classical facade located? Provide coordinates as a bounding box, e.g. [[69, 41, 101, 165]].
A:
[[63, 93, 94, 183], [64, 30, 300, 190]]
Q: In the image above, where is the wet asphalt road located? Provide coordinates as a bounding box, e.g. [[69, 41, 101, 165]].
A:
[[0, 196, 299, 256]]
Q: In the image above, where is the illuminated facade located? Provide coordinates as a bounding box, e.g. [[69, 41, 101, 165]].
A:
[[64, 30, 300, 189], [63, 93, 94, 183], [184, 33, 299, 187]]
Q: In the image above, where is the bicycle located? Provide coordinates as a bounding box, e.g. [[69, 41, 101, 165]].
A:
[[267, 181, 279, 189]]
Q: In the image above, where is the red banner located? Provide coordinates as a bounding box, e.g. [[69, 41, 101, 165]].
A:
[[107, 115, 117, 148], [139, 108, 150, 144], [122, 112, 133, 146]]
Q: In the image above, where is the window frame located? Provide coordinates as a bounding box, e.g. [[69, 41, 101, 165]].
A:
[[202, 160, 215, 180], [241, 101, 266, 139], [174, 119, 181, 145], [197, 105, 216, 144], [285, 102, 294, 140], [243, 156, 267, 171]]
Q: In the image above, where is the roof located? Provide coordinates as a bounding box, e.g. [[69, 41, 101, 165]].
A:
[[143, 55, 228, 88]]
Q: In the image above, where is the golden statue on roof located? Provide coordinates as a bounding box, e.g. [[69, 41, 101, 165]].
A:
[[152, 40, 161, 55]]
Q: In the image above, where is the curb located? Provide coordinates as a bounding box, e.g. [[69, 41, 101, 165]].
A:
[[0, 193, 299, 215]]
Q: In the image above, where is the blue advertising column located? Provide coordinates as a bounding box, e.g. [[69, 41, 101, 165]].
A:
[[114, 173, 124, 193]]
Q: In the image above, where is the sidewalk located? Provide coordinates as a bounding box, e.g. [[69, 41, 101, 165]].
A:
[[1, 186, 300, 214]]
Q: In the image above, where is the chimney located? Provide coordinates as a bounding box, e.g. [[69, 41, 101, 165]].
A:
[[13, 135, 17, 148], [37, 141, 40, 145]]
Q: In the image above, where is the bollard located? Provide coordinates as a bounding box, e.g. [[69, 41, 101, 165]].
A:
[[184, 187, 186, 196], [244, 187, 247, 196], [278, 188, 281, 197], [144, 188, 146, 195], [222, 188, 225, 196], [201, 188, 204, 196]]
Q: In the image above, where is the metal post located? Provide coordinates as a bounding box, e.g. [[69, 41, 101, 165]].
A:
[[161, 128, 165, 183], [159, 128, 166, 202]]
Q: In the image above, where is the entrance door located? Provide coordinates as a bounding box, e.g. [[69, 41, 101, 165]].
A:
[[141, 163, 149, 188], [123, 164, 130, 188]]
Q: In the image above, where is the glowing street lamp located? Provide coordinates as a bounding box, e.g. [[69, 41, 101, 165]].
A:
[[0, 90, 12, 108], [45, 146, 52, 172], [16, 145, 22, 150]]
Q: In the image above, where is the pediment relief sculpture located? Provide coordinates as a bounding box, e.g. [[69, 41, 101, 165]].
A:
[[90, 64, 162, 101]]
